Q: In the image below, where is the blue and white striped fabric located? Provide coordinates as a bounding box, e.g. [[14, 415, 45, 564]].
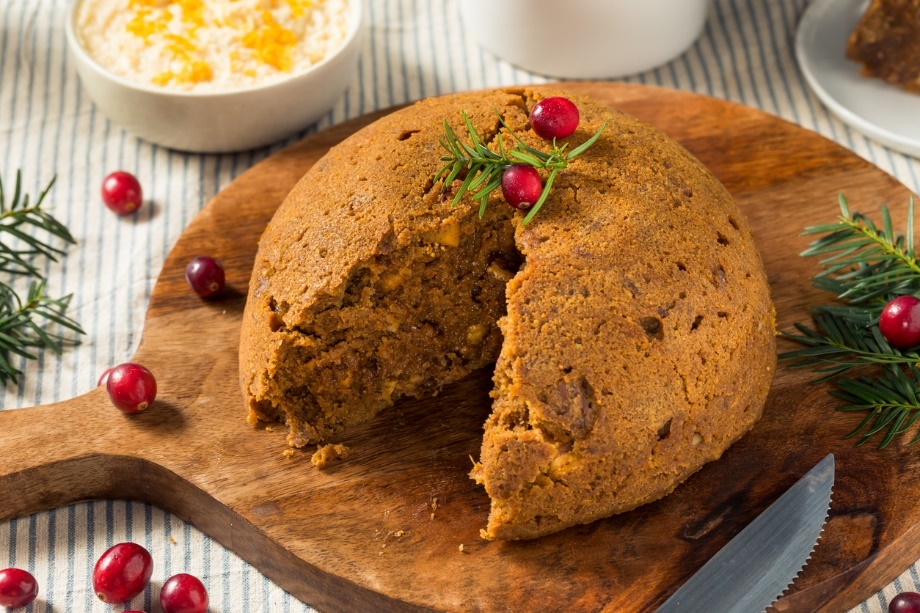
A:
[[1, 0, 918, 611]]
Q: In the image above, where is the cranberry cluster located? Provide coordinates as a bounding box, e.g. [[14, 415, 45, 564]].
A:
[[500, 96, 580, 211], [100, 173, 227, 298], [0, 543, 208, 612], [0, 174, 233, 611], [96, 171, 228, 414]]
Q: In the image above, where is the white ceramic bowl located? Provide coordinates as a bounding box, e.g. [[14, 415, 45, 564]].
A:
[[65, 0, 364, 153], [459, 0, 709, 79]]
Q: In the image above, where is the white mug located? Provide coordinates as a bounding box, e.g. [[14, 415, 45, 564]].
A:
[[459, 0, 710, 79]]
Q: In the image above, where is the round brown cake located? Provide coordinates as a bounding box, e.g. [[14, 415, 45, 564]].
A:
[[239, 87, 777, 540]]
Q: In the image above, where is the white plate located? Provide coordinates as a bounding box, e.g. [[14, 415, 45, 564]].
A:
[[796, 0, 920, 158]]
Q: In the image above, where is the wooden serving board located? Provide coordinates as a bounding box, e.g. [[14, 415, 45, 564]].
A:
[[1, 82, 918, 612]]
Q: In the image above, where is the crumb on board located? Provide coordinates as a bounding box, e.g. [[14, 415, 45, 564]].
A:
[[282, 449, 295, 458], [458, 543, 465, 553], [377, 529, 407, 555], [265, 426, 274, 432], [311, 443, 350, 468], [430, 496, 440, 521]]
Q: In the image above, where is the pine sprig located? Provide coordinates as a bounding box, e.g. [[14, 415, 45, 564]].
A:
[[781, 194, 920, 448], [434, 111, 607, 225], [0, 279, 83, 386], [835, 365, 920, 448], [0, 171, 82, 386], [782, 310, 919, 381], [801, 194, 920, 304], [0, 171, 75, 276]]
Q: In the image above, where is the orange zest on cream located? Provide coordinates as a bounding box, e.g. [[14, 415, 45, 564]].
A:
[[76, 0, 349, 91]]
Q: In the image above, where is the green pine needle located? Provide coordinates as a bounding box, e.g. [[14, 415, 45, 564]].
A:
[[0, 171, 83, 386], [781, 194, 920, 448], [433, 110, 607, 225]]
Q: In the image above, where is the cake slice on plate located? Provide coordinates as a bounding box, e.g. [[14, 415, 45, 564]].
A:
[[847, 0, 920, 93]]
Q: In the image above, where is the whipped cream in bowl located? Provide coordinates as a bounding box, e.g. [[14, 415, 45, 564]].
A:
[[66, 0, 363, 152]]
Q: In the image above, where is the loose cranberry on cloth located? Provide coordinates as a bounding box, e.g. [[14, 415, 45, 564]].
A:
[[93, 542, 153, 603], [101, 171, 143, 215], [879, 295, 920, 348], [891, 591, 920, 613], [97, 367, 115, 387], [0, 568, 38, 609], [106, 363, 157, 413], [530, 96, 580, 140], [161, 573, 208, 613]]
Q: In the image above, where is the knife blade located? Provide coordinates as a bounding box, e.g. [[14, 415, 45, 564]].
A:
[[657, 454, 834, 613]]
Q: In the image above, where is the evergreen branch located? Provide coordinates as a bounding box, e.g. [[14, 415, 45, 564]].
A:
[[0, 279, 84, 386], [0, 172, 83, 386], [833, 365, 920, 448], [801, 196, 920, 296], [779, 307, 916, 377], [0, 172, 75, 277], [782, 194, 920, 448], [433, 109, 606, 225]]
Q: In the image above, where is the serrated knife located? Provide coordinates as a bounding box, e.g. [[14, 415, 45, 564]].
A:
[[657, 454, 834, 613]]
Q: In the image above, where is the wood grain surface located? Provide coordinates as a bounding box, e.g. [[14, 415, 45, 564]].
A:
[[1, 82, 917, 613]]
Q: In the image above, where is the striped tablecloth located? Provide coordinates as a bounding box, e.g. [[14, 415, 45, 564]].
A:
[[1, 0, 918, 611]]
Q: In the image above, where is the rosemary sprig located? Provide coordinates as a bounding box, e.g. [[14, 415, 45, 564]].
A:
[[433, 111, 608, 225], [781, 194, 920, 448], [0, 171, 83, 386]]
